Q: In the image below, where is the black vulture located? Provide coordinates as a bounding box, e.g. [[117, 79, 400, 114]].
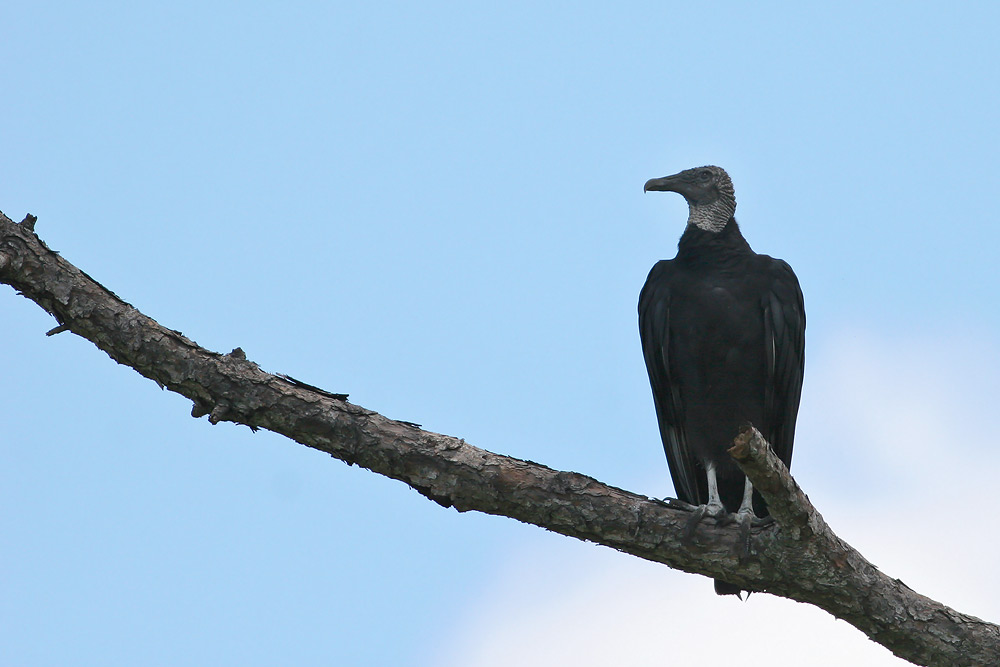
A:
[[638, 166, 805, 595]]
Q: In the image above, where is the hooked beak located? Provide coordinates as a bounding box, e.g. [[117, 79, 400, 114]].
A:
[[643, 174, 683, 193]]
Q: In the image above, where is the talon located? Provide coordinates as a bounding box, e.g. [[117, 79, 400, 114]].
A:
[[735, 511, 754, 562], [683, 505, 708, 541], [666, 498, 699, 512]]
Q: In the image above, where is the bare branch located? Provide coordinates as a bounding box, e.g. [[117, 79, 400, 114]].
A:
[[2, 210, 997, 666]]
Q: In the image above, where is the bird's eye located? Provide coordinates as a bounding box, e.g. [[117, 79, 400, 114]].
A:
[[698, 170, 712, 182]]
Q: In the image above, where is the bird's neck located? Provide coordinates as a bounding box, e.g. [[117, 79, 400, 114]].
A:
[[677, 217, 752, 259], [687, 197, 736, 233]]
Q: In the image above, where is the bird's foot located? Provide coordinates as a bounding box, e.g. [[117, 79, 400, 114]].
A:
[[682, 500, 728, 540], [734, 506, 755, 526], [664, 497, 699, 512], [705, 499, 727, 518]]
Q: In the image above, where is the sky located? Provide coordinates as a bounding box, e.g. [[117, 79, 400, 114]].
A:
[[2, 2, 999, 665]]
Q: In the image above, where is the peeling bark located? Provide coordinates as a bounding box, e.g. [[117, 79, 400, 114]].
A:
[[1, 210, 997, 666]]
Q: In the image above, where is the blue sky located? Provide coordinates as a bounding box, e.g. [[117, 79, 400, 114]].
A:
[[3, 3, 999, 665]]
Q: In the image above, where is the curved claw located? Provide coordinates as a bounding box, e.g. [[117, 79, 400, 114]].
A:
[[665, 497, 699, 512], [682, 504, 708, 541]]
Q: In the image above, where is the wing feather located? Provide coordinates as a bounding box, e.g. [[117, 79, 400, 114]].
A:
[[638, 261, 702, 504], [761, 259, 806, 468]]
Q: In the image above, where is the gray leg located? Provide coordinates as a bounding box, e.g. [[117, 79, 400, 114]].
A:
[[735, 476, 756, 521], [682, 462, 728, 539], [705, 462, 726, 517]]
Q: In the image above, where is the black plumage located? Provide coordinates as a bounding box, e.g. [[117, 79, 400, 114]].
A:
[[638, 166, 805, 594]]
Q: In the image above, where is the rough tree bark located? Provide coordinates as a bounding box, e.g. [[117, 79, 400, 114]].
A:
[[1, 210, 996, 666]]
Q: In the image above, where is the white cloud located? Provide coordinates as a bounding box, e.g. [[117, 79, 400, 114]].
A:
[[799, 328, 1000, 620], [439, 541, 907, 666], [436, 330, 1000, 666]]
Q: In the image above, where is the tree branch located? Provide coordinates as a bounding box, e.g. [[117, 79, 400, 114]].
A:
[[2, 210, 996, 666]]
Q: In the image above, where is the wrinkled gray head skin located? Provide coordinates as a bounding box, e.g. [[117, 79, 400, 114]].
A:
[[644, 165, 736, 233]]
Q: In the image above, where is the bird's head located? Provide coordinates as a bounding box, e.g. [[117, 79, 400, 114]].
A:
[[644, 165, 736, 233]]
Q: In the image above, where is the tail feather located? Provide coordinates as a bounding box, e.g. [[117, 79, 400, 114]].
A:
[[714, 579, 745, 597]]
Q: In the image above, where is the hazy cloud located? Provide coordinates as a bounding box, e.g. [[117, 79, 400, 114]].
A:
[[438, 330, 1000, 666]]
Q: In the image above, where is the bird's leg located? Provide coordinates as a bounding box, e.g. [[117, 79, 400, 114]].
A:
[[735, 477, 775, 527], [705, 462, 727, 518], [682, 463, 728, 539], [735, 477, 755, 523]]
